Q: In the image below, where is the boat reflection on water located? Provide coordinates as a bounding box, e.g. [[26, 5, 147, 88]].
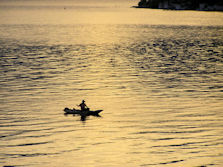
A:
[[80, 114, 102, 122]]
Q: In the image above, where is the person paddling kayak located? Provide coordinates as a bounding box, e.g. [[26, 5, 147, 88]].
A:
[[78, 100, 88, 111]]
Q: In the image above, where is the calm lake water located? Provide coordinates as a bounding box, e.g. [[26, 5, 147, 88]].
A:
[[0, 0, 223, 166]]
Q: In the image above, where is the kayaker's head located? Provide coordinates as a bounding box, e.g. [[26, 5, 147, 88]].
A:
[[82, 100, 85, 103]]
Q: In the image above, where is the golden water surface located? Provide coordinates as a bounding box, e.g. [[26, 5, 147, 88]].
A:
[[0, 0, 223, 166]]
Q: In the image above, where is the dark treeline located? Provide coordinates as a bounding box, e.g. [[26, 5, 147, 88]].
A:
[[137, 0, 223, 10]]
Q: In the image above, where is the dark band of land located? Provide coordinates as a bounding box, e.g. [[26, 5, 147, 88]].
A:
[[135, 0, 223, 11]]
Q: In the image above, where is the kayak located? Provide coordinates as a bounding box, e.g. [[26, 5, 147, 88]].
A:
[[64, 107, 103, 116]]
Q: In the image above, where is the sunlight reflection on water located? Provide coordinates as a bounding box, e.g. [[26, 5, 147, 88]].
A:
[[0, 1, 223, 167]]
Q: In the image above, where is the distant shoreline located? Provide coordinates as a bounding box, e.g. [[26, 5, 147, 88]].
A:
[[132, 6, 223, 12], [135, 0, 223, 11]]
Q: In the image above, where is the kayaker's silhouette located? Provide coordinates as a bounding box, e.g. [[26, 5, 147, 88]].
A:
[[78, 100, 89, 111], [64, 101, 103, 121]]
